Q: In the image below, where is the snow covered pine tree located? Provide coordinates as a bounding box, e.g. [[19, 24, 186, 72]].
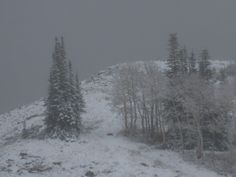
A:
[[45, 37, 85, 140]]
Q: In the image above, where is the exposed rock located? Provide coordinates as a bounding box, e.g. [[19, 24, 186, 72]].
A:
[[140, 162, 149, 167], [52, 161, 62, 166], [28, 165, 52, 173], [19, 152, 28, 159], [107, 133, 113, 136], [85, 170, 95, 177]]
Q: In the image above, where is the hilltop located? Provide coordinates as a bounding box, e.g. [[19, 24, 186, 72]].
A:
[[0, 60, 230, 177]]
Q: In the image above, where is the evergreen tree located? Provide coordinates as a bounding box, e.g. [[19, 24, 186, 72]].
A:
[[199, 49, 211, 80], [56, 37, 72, 132], [45, 37, 61, 132], [167, 33, 180, 78], [45, 36, 85, 139], [72, 73, 85, 131], [178, 46, 188, 74], [165, 34, 187, 149], [189, 51, 197, 73], [75, 73, 85, 114], [68, 60, 76, 104]]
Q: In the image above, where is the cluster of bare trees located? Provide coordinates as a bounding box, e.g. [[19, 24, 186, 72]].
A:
[[177, 74, 234, 157], [112, 63, 167, 140], [112, 34, 236, 159]]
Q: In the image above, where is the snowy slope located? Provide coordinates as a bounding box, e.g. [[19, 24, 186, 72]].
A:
[[0, 60, 230, 177]]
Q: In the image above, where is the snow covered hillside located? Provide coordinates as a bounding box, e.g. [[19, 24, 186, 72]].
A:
[[0, 61, 230, 177]]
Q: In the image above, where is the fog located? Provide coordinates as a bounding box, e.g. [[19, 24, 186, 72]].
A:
[[1, 0, 236, 113]]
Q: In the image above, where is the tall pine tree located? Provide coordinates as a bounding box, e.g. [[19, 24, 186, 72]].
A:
[[45, 37, 85, 139], [167, 33, 180, 78], [188, 50, 197, 73], [179, 46, 188, 74], [199, 49, 211, 80], [75, 73, 85, 114], [165, 34, 186, 149]]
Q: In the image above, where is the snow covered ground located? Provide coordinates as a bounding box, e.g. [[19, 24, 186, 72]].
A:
[[0, 61, 230, 177]]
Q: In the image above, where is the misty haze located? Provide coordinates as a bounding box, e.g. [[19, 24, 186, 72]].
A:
[[1, 1, 236, 177]]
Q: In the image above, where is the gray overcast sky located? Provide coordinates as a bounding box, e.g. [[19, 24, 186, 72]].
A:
[[0, 0, 236, 113]]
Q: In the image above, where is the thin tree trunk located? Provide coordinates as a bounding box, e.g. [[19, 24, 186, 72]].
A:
[[123, 99, 128, 130]]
